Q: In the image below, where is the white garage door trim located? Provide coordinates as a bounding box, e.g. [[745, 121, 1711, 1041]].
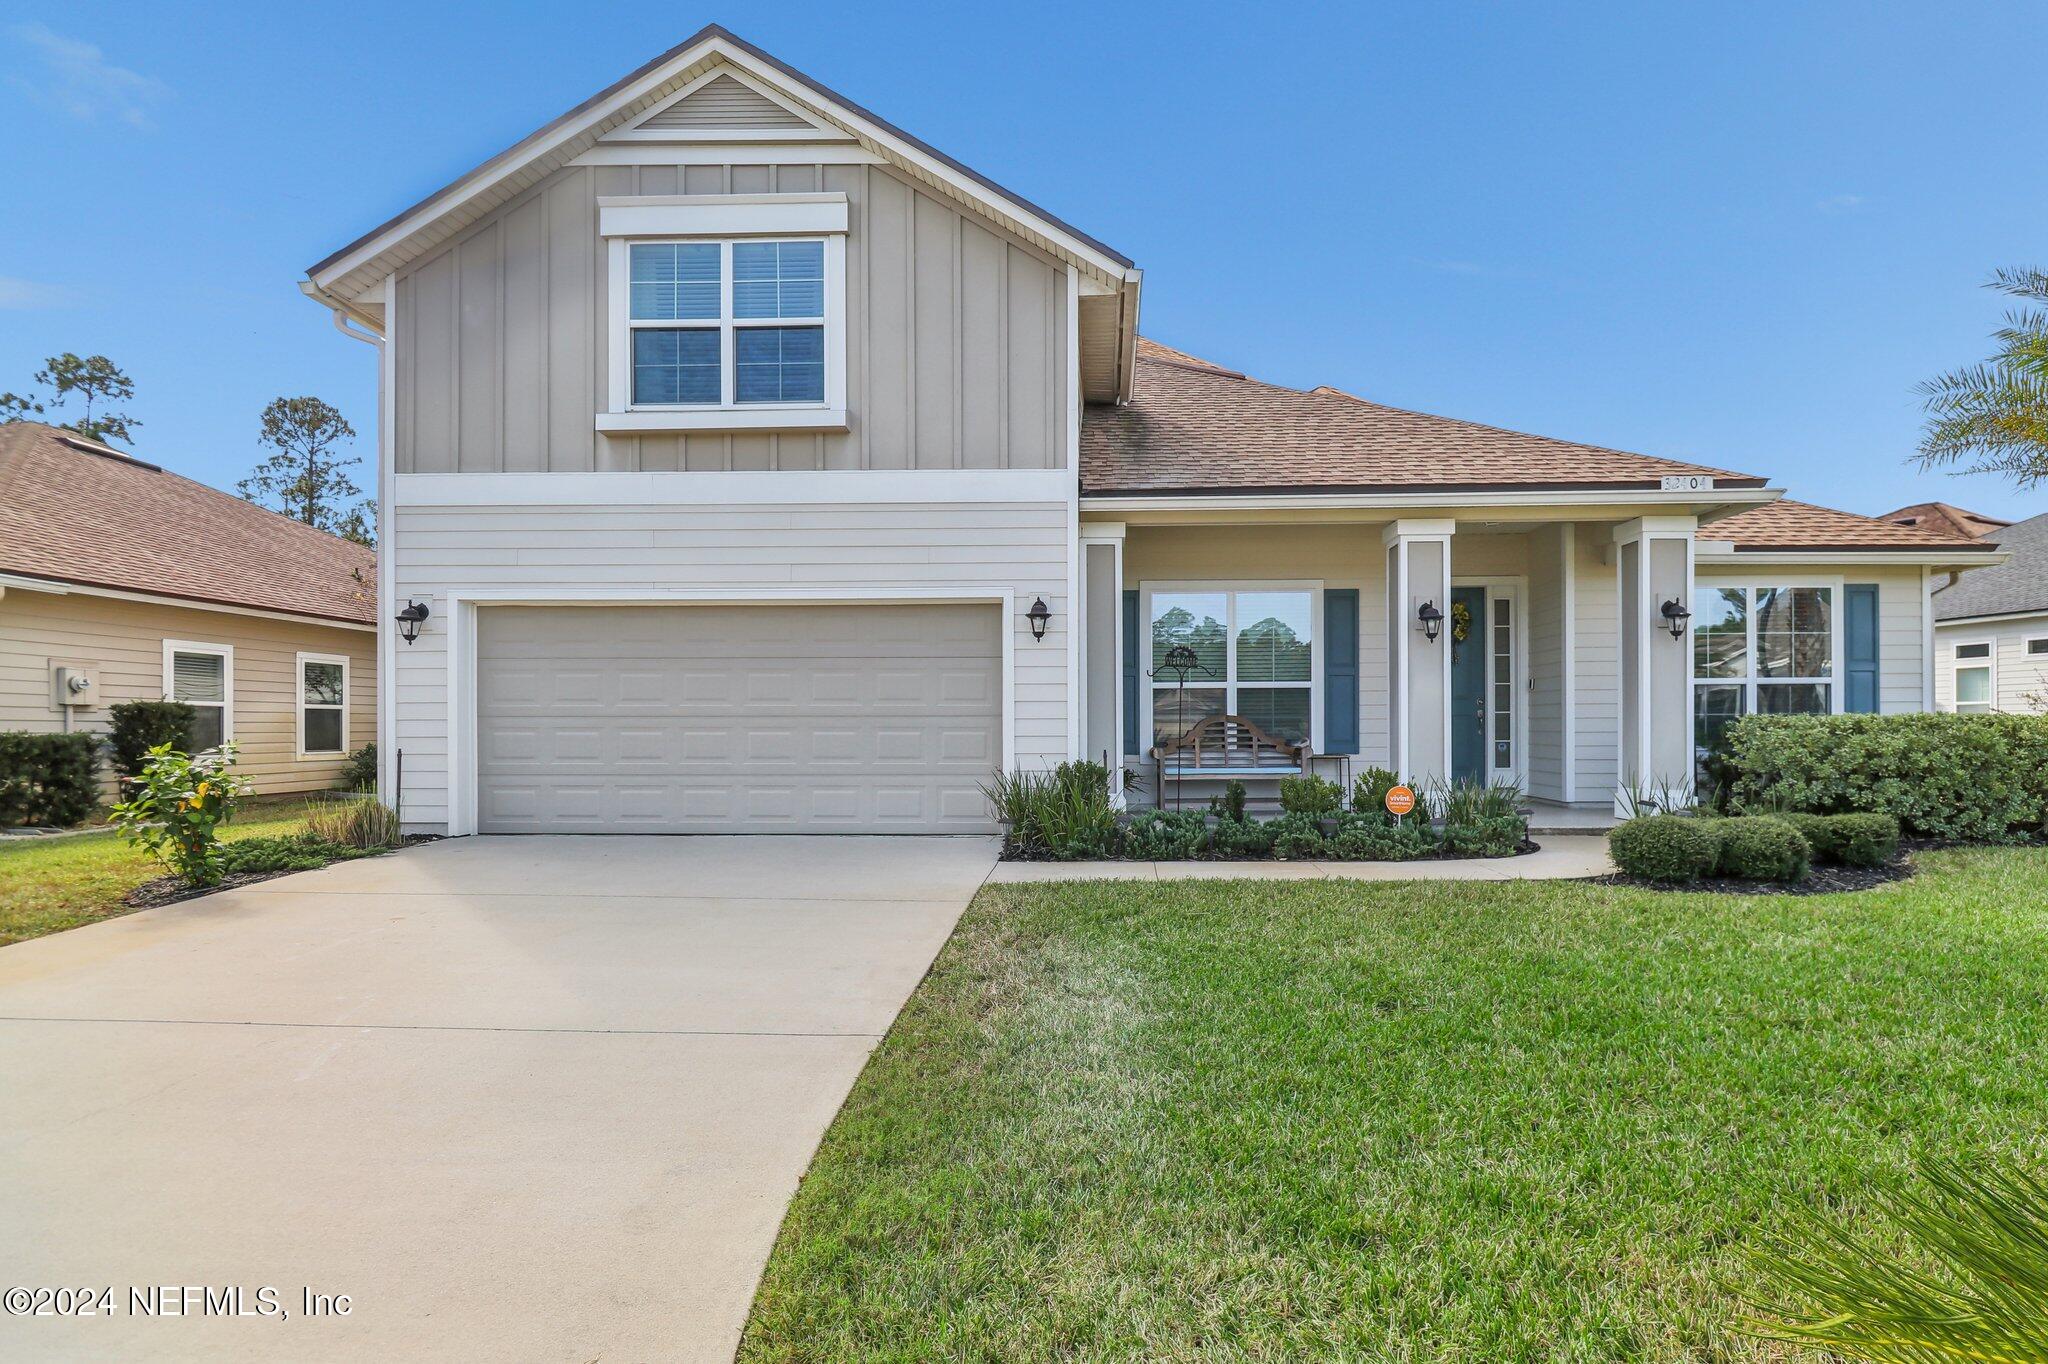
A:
[[442, 588, 1016, 836]]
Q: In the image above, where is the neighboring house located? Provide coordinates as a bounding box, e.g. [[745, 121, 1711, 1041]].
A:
[[299, 25, 2000, 834], [1882, 501, 2011, 542], [1884, 505, 2048, 714], [0, 422, 377, 796]]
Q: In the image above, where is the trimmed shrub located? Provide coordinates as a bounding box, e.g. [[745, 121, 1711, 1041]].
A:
[[1778, 813, 1841, 863], [1832, 812, 1902, 868], [1207, 815, 1276, 860], [1609, 815, 1720, 884], [1441, 814, 1524, 859], [1723, 713, 2048, 841], [1277, 774, 1345, 817], [0, 731, 100, 827], [107, 700, 196, 779], [1350, 766, 1402, 815], [1267, 811, 1328, 860], [342, 741, 378, 793], [1328, 813, 1434, 861], [1715, 816, 1811, 883], [1122, 810, 1207, 860]]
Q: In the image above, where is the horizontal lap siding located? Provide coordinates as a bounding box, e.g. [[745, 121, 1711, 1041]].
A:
[[390, 499, 1073, 831], [1934, 616, 2048, 712], [395, 161, 1069, 477], [0, 590, 374, 798]]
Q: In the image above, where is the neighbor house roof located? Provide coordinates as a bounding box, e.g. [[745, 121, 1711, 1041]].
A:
[[1707, 498, 2000, 554], [1928, 510, 2048, 620], [1080, 339, 1772, 495], [1880, 501, 2010, 540], [0, 422, 376, 626]]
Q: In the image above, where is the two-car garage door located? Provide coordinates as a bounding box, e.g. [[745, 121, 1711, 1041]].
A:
[[475, 604, 1001, 834]]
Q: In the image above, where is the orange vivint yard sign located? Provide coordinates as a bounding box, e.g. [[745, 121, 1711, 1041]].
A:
[[1384, 785, 1417, 818]]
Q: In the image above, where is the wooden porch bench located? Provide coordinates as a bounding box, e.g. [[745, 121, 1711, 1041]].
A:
[[1148, 714, 1313, 806]]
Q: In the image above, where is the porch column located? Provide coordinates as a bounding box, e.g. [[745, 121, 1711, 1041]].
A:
[[1079, 522, 1126, 792], [1382, 519, 1455, 786], [1613, 516, 1697, 807]]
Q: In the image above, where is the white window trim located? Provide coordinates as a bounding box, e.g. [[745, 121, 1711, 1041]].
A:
[[1137, 581, 1325, 755], [2025, 636, 2048, 657], [162, 639, 234, 746], [601, 203, 848, 433], [1950, 639, 1997, 714], [1690, 578, 1846, 720], [296, 651, 351, 760]]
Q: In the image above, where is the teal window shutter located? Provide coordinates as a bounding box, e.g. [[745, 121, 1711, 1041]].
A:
[[1845, 583, 1879, 713], [1324, 589, 1359, 754], [1122, 589, 1139, 755]]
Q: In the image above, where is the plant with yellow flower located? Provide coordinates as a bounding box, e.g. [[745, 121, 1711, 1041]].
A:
[[110, 742, 253, 886]]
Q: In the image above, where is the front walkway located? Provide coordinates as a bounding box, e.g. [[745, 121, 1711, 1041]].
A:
[[988, 834, 1612, 882], [0, 835, 999, 1364]]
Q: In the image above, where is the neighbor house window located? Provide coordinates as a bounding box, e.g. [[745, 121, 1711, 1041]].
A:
[[628, 239, 825, 407], [163, 641, 232, 751], [1692, 586, 1835, 780], [2027, 637, 2048, 657], [1148, 588, 1314, 747], [1952, 641, 1994, 715], [298, 653, 349, 757]]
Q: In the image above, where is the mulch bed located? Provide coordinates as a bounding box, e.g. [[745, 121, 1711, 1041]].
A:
[[999, 838, 1541, 864], [124, 836, 442, 909], [1593, 855, 1917, 897]]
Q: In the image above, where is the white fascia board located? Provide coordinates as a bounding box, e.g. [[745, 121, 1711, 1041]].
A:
[[1081, 487, 1782, 514], [310, 34, 1130, 293], [394, 468, 1076, 506], [597, 193, 847, 237], [1695, 549, 2012, 568], [1932, 608, 2048, 627], [0, 571, 374, 632], [571, 144, 883, 166]]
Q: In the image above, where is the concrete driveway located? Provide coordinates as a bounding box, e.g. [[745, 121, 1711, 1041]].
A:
[[0, 835, 997, 1363]]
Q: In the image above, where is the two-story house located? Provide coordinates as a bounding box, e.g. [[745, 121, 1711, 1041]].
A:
[[302, 25, 2001, 835]]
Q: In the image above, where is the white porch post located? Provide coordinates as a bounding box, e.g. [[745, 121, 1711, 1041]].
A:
[[1612, 516, 1697, 810], [1383, 519, 1455, 787], [1079, 522, 1127, 802]]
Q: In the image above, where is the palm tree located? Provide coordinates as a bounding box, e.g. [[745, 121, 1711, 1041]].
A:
[[1916, 268, 2048, 486]]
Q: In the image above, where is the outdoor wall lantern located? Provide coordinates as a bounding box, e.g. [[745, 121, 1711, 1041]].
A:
[[395, 600, 431, 644], [1415, 599, 1444, 644], [1026, 597, 1052, 641], [1659, 597, 1692, 641]]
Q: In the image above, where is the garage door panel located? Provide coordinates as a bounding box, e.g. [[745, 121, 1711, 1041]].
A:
[[476, 604, 1001, 834]]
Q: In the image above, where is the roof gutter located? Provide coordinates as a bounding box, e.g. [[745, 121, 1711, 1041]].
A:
[[300, 278, 384, 334], [1079, 485, 1784, 514], [1694, 545, 2010, 569]]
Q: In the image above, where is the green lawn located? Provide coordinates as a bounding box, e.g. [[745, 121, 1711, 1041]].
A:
[[0, 796, 324, 946], [740, 848, 2048, 1362]]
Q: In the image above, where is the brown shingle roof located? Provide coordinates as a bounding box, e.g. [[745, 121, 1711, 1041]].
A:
[[1080, 339, 1769, 495], [1709, 499, 1997, 552], [0, 423, 376, 625], [1878, 501, 2010, 540]]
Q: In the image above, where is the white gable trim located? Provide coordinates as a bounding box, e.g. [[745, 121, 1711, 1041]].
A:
[[308, 31, 1133, 299], [605, 62, 847, 142]]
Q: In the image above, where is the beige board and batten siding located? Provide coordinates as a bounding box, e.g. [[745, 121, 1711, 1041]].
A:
[[388, 498, 1071, 833], [0, 588, 373, 798], [392, 160, 1070, 475]]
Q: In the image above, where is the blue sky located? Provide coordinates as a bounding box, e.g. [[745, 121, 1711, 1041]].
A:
[[3, 1, 2044, 519]]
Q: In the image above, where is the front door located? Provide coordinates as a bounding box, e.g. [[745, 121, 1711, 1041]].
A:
[[1450, 584, 1519, 787], [1450, 587, 1488, 783]]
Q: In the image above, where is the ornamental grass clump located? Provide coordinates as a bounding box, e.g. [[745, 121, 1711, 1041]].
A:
[[980, 761, 1118, 860], [109, 742, 252, 886], [305, 795, 403, 850]]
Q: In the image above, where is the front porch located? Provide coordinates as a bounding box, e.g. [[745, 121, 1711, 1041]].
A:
[[1079, 513, 1702, 817]]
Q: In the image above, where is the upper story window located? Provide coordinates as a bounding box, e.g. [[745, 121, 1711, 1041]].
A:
[[599, 194, 848, 433], [628, 240, 826, 406]]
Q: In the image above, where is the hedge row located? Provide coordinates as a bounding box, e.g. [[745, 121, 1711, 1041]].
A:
[[1721, 713, 2048, 841], [1610, 811, 1901, 884], [0, 732, 101, 828]]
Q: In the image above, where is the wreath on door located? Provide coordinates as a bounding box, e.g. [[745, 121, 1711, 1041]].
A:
[[1449, 599, 1474, 646]]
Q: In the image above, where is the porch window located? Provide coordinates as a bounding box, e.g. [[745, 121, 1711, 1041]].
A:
[[1692, 585, 1835, 782], [1149, 589, 1313, 747]]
